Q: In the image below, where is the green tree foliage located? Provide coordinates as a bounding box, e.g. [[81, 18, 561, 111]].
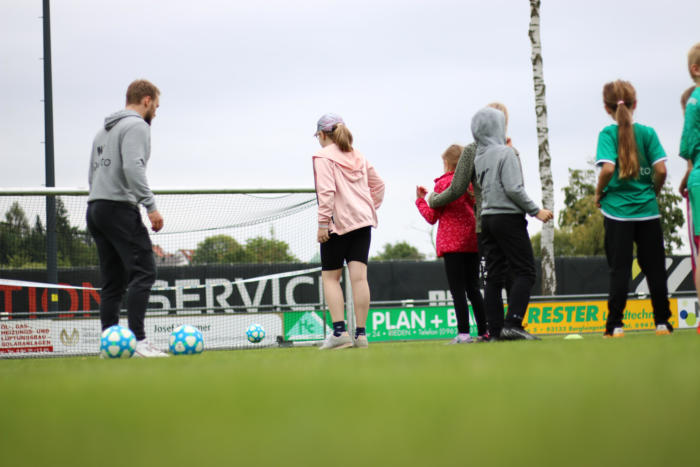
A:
[[371, 241, 426, 261], [532, 168, 684, 256], [0, 199, 97, 268], [192, 234, 298, 264], [192, 235, 247, 264], [657, 183, 684, 253], [0, 202, 31, 265], [244, 237, 298, 263], [54, 198, 97, 267]]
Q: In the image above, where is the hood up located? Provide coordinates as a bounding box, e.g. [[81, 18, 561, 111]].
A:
[[471, 107, 507, 148]]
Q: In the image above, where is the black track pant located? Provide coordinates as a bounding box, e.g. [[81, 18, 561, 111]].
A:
[[87, 200, 155, 340], [480, 214, 536, 336], [443, 252, 487, 335], [603, 217, 670, 333]]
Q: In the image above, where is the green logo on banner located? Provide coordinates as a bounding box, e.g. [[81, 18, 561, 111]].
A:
[[369, 307, 477, 341], [285, 311, 331, 340], [284, 306, 477, 342]]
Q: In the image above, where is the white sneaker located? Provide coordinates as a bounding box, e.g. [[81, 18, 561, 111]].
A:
[[319, 333, 352, 350], [353, 334, 369, 348], [134, 339, 170, 358], [447, 334, 474, 345], [604, 327, 624, 338]]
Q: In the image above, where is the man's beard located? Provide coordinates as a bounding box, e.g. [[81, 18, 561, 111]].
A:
[[144, 110, 153, 125]]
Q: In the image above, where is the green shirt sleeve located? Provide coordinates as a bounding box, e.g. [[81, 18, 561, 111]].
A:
[[596, 127, 618, 166], [645, 127, 666, 164], [680, 91, 700, 161], [428, 143, 474, 208]]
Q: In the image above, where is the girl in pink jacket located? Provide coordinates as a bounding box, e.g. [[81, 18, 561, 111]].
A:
[[313, 113, 385, 350], [416, 144, 487, 344]]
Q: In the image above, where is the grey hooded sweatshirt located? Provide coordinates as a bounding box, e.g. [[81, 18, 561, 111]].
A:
[[87, 110, 156, 212], [472, 107, 539, 217]]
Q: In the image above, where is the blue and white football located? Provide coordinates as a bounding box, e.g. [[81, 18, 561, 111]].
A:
[[100, 325, 137, 359], [169, 324, 204, 355], [246, 323, 265, 343]]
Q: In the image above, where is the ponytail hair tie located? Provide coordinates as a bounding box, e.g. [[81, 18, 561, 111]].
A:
[[617, 100, 625, 106]]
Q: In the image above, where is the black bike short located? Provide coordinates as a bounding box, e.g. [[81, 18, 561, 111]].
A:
[[320, 226, 372, 270]]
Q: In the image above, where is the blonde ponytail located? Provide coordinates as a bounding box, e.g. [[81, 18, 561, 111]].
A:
[[327, 123, 353, 152]]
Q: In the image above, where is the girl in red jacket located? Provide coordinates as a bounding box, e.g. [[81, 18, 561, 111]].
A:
[[416, 144, 487, 343], [313, 113, 385, 350]]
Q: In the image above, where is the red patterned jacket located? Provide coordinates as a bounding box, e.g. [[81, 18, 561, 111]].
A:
[[415, 171, 477, 257]]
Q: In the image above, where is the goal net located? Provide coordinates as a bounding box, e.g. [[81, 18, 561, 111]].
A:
[[0, 188, 334, 357]]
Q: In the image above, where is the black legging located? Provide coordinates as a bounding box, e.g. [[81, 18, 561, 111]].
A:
[[443, 252, 487, 335], [604, 217, 671, 333]]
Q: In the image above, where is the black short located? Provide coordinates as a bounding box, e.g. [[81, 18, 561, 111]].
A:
[[320, 226, 372, 270]]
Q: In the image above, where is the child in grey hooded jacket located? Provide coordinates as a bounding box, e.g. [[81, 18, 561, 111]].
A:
[[472, 106, 553, 341]]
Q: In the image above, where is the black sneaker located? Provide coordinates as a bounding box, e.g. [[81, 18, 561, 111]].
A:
[[476, 331, 500, 343], [500, 326, 541, 341]]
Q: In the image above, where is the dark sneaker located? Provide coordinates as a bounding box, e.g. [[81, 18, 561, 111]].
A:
[[477, 332, 501, 343], [500, 326, 541, 341]]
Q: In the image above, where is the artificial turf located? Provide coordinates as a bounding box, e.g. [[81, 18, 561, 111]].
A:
[[1, 330, 698, 467]]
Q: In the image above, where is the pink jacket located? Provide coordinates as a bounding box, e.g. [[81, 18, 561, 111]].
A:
[[313, 144, 385, 236], [415, 171, 477, 256]]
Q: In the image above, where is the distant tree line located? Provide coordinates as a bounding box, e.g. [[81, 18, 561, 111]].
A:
[[0, 199, 97, 268], [191, 234, 299, 264], [1, 200, 433, 268]]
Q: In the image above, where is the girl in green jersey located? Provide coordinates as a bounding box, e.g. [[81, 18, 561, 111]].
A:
[[594, 80, 673, 338]]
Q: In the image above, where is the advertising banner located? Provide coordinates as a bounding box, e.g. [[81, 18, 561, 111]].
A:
[[1, 256, 696, 315], [369, 307, 478, 341], [283, 298, 683, 343], [675, 298, 699, 329], [142, 314, 282, 350], [523, 299, 679, 334], [0, 313, 283, 356], [283, 307, 480, 342], [1, 297, 691, 356]]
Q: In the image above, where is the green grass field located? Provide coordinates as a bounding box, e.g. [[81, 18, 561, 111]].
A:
[[2, 331, 699, 467]]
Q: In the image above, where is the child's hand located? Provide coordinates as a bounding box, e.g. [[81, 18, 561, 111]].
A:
[[535, 209, 553, 223], [416, 186, 428, 199], [506, 137, 513, 147], [317, 227, 330, 243]]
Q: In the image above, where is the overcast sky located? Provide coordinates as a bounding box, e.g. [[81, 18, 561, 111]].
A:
[[1, 0, 699, 258]]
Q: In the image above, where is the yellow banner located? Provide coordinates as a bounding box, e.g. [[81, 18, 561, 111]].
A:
[[524, 299, 679, 334]]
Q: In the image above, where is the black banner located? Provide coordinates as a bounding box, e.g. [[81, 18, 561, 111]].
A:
[[0, 256, 694, 316]]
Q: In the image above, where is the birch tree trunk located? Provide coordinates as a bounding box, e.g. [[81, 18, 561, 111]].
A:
[[528, 0, 556, 295]]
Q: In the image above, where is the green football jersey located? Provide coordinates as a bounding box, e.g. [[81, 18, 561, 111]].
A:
[[595, 123, 666, 220], [681, 87, 700, 187]]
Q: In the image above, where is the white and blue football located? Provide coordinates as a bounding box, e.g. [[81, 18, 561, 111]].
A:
[[246, 323, 265, 343], [169, 324, 204, 355], [100, 325, 137, 359]]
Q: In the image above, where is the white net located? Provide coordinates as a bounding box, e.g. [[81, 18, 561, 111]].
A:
[[0, 189, 333, 357]]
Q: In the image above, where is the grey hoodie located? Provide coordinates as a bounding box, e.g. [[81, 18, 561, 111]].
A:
[[472, 107, 539, 217], [87, 110, 156, 212]]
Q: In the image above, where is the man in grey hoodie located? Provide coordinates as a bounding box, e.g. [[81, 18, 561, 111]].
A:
[[472, 106, 553, 341], [86, 79, 167, 357]]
